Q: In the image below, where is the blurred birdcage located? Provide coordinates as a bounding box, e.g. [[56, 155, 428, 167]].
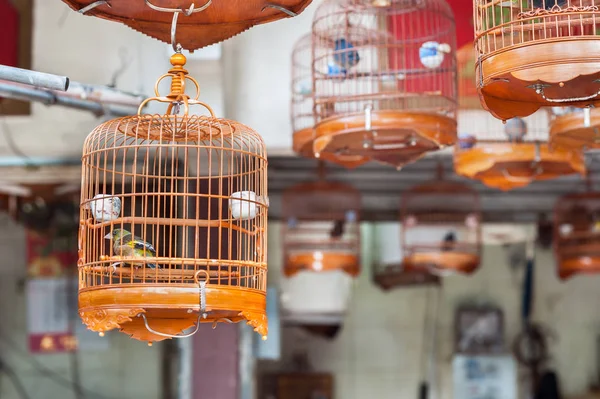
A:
[[549, 106, 600, 151], [455, 45, 585, 190], [554, 191, 600, 280], [372, 223, 440, 290], [291, 33, 368, 168], [78, 53, 269, 344], [401, 179, 482, 275], [61, 0, 314, 51], [474, 0, 600, 121], [311, 0, 458, 168], [279, 175, 360, 326]]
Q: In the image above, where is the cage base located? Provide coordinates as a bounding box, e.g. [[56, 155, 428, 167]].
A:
[[403, 252, 480, 275], [293, 128, 369, 168], [558, 255, 600, 280], [550, 108, 600, 151], [61, 0, 313, 51], [313, 111, 456, 168], [454, 143, 585, 191], [284, 252, 360, 277], [477, 39, 600, 120], [79, 285, 267, 342], [373, 264, 440, 291]]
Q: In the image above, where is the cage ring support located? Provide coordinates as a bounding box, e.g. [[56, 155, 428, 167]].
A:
[[78, 0, 111, 14], [261, 3, 298, 17], [529, 82, 600, 103], [424, 262, 456, 277], [138, 270, 210, 340]]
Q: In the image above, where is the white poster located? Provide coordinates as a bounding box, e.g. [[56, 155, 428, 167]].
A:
[[453, 355, 517, 399]]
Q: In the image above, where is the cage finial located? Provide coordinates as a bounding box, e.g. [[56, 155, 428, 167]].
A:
[[167, 52, 189, 100]]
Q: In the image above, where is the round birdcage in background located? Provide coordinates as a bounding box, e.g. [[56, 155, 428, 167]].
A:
[[549, 106, 600, 152], [311, 0, 458, 169], [455, 45, 585, 191], [291, 33, 369, 168], [282, 178, 361, 276], [554, 191, 600, 280], [78, 53, 269, 344], [61, 0, 314, 51], [474, 0, 600, 121], [401, 179, 482, 275]]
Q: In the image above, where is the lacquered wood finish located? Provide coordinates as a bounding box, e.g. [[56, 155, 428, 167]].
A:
[[454, 142, 585, 191], [313, 111, 456, 168], [403, 252, 480, 274], [285, 252, 359, 277], [550, 107, 600, 151], [79, 285, 267, 341], [293, 128, 369, 169], [61, 0, 313, 50]]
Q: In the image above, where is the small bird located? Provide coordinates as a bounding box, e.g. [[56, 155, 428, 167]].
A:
[[105, 228, 158, 269], [330, 219, 345, 239], [229, 191, 269, 220], [333, 38, 360, 71], [87, 194, 121, 223], [458, 132, 477, 149], [504, 118, 527, 142], [441, 231, 456, 252]]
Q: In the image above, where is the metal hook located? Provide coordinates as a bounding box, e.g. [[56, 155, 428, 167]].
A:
[[212, 318, 235, 329], [145, 0, 212, 15], [78, 0, 111, 14], [261, 3, 298, 17]]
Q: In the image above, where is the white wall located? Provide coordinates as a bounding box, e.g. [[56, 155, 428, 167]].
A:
[[267, 221, 600, 399], [0, 214, 161, 399]]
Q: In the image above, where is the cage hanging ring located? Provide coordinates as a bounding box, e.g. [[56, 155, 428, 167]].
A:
[[139, 313, 202, 339], [501, 168, 543, 182], [145, 0, 212, 15], [193, 270, 210, 285]]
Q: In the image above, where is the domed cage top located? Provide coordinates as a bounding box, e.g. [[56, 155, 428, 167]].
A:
[[61, 0, 314, 51], [554, 192, 600, 280], [455, 45, 585, 190], [78, 53, 269, 343], [401, 180, 482, 275], [281, 180, 361, 277], [474, 0, 600, 120], [371, 223, 440, 290], [311, 0, 458, 168], [549, 106, 600, 151]]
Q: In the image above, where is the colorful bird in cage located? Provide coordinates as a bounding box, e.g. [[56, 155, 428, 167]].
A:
[[333, 38, 360, 71], [504, 118, 527, 142], [78, 52, 269, 344]]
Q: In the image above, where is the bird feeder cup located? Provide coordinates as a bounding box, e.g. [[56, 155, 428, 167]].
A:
[[474, 0, 600, 121], [292, 34, 368, 168], [455, 45, 585, 190], [401, 181, 482, 275], [61, 0, 313, 51], [549, 106, 600, 151], [554, 192, 600, 280], [282, 181, 361, 277], [78, 53, 269, 344], [311, 0, 458, 169]]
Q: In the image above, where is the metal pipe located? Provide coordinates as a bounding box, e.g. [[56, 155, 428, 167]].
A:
[[0, 65, 69, 91], [0, 81, 139, 117]]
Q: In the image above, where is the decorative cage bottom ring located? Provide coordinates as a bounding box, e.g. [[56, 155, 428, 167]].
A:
[[293, 128, 369, 168], [403, 251, 480, 275], [550, 107, 600, 150], [284, 252, 360, 276], [79, 285, 267, 342]]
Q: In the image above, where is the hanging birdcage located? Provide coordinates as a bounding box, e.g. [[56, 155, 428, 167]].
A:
[[455, 45, 585, 190], [474, 0, 600, 121], [311, 0, 458, 169], [61, 0, 313, 51], [554, 191, 600, 280], [279, 176, 360, 326], [549, 106, 600, 151], [401, 180, 481, 275], [78, 52, 269, 344], [291, 33, 369, 169], [372, 223, 440, 290]]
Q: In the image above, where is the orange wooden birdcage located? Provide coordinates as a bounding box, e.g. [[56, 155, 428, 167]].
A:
[[78, 52, 268, 344], [455, 44, 585, 190], [401, 178, 482, 275], [292, 33, 369, 168], [474, 0, 600, 121], [282, 174, 360, 277], [311, 0, 458, 169], [61, 0, 313, 51], [554, 189, 600, 280], [549, 106, 600, 151]]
